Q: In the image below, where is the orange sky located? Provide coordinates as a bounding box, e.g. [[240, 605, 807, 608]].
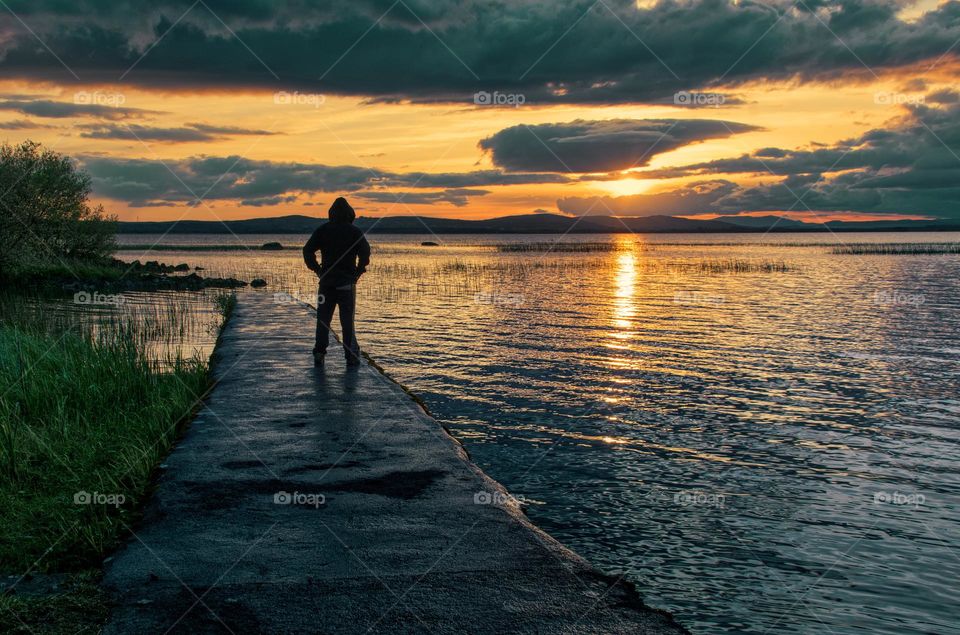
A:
[[0, 63, 953, 222]]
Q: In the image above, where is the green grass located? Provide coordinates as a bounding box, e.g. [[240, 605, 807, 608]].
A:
[[0, 325, 209, 571], [214, 291, 238, 325], [4, 259, 127, 283], [0, 572, 107, 634], [0, 290, 231, 632]]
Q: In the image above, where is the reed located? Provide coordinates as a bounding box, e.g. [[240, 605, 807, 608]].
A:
[[118, 244, 263, 251], [830, 242, 960, 255], [492, 241, 622, 253], [0, 290, 235, 574], [688, 258, 791, 273]]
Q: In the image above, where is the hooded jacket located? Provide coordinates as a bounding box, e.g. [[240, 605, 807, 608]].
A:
[[303, 197, 371, 288]]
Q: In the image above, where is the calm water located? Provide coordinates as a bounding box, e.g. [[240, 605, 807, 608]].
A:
[[114, 232, 960, 634]]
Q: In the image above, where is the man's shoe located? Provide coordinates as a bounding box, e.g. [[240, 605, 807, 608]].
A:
[[313, 353, 325, 368]]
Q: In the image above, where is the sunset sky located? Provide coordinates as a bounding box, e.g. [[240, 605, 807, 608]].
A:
[[1, 0, 959, 223]]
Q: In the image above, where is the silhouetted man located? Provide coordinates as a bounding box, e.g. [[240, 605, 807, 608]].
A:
[[303, 197, 371, 368]]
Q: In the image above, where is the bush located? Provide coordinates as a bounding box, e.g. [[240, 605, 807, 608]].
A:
[[0, 141, 116, 277]]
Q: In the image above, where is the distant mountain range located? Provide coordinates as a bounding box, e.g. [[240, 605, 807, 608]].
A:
[[116, 213, 959, 234]]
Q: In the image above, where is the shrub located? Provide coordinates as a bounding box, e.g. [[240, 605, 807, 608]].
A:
[[0, 141, 116, 277]]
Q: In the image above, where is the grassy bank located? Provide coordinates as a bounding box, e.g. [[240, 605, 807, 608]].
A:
[[0, 292, 235, 633]]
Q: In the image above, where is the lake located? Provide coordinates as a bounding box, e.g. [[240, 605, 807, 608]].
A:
[[110, 231, 959, 635]]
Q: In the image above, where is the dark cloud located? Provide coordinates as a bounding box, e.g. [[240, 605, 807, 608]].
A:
[[0, 99, 157, 119], [558, 180, 739, 216], [561, 101, 960, 219], [0, 0, 957, 103], [78, 122, 280, 142], [80, 123, 216, 142], [642, 99, 960, 179], [186, 122, 280, 136], [395, 170, 571, 188], [927, 89, 960, 105], [0, 118, 58, 129], [76, 154, 566, 206], [240, 195, 299, 206], [354, 188, 490, 207], [479, 118, 759, 173]]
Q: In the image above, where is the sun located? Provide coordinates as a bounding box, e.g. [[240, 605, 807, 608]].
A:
[[591, 177, 658, 197]]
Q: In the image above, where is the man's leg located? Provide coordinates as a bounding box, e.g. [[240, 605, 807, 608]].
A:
[[314, 285, 336, 357], [338, 285, 360, 364]]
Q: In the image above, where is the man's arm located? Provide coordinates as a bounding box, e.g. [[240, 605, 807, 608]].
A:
[[302, 227, 323, 273], [356, 232, 371, 277]]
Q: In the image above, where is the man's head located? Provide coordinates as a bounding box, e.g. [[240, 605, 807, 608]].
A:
[[328, 197, 355, 223]]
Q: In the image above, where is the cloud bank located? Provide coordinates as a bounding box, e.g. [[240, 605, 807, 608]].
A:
[[479, 118, 760, 172], [559, 99, 960, 219], [0, 0, 958, 103]]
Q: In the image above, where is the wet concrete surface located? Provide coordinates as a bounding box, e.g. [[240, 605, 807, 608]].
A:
[[102, 293, 689, 634]]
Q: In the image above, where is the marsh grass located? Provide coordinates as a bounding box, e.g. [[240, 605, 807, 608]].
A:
[[0, 321, 208, 571], [687, 258, 791, 273], [831, 242, 960, 255], [214, 291, 238, 324], [4, 259, 127, 283], [0, 289, 231, 633], [492, 242, 622, 253], [118, 244, 263, 251], [372, 256, 790, 280], [0, 571, 107, 634]]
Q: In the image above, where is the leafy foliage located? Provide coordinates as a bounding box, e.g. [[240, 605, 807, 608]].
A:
[[0, 141, 116, 277]]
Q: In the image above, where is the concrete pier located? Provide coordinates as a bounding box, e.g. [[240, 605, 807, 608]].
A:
[[102, 293, 688, 634]]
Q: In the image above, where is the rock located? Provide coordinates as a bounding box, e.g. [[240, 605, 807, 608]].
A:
[[174, 263, 190, 271], [261, 242, 283, 250], [421, 241, 440, 246], [251, 278, 268, 288]]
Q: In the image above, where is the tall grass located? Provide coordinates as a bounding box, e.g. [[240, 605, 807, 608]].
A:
[[688, 259, 791, 273], [0, 290, 236, 573], [118, 244, 261, 251], [214, 291, 237, 325], [493, 241, 621, 253], [831, 242, 960, 255], [0, 323, 209, 571]]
